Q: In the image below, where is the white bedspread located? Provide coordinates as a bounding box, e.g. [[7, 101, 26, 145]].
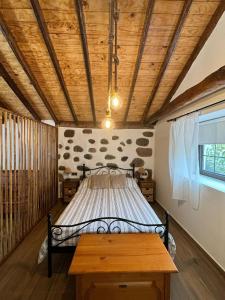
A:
[[38, 177, 176, 263]]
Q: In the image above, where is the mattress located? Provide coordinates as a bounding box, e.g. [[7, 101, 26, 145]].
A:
[[38, 177, 176, 263]]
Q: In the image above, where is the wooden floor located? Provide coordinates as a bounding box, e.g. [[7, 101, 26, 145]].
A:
[[0, 201, 224, 300]]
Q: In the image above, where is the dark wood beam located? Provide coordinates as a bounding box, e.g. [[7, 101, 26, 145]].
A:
[[123, 0, 155, 124], [59, 121, 153, 129], [0, 101, 9, 110], [0, 62, 41, 120], [30, 0, 78, 123], [159, 1, 225, 109], [74, 0, 96, 125], [0, 96, 19, 115], [142, 0, 193, 123], [146, 65, 225, 124], [0, 13, 58, 124]]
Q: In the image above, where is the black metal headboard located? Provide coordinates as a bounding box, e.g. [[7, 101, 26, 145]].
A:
[[81, 164, 135, 179]]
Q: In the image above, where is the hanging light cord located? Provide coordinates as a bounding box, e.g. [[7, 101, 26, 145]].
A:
[[108, 0, 114, 113], [114, 0, 119, 93]]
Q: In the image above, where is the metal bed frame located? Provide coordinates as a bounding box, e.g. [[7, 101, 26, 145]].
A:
[[47, 164, 169, 277]]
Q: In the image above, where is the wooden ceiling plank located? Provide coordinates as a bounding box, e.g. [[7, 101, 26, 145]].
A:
[[123, 0, 155, 124], [0, 62, 41, 120], [142, 0, 193, 123], [0, 13, 58, 124], [156, 1, 225, 113], [30, 0, 78, 123], [146, 65, 225, 125], [74, 0, 96, 125]]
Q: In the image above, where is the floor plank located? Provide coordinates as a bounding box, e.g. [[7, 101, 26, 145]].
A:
[[0, 202, 75, 300], [152, 202, 225, 300], [0, 201, 224, 300]]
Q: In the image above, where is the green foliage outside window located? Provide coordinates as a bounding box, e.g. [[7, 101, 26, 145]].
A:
[[200, 144, 225, 179]]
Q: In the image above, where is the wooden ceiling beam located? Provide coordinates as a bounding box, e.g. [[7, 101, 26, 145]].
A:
[[0, 98, 9, 110], [146, 65, 225, 125], [74, 0, 96, 125], [142, 0, 193, 123], [0, 14, 58, 124], [59, 121, 153, 129], [159, 1, 225, 110], [123, 0, 155, 124], [0, 62, 41, 120], [30, 0, 78, 123]]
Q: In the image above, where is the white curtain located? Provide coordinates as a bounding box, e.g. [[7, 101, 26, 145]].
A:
[[169, 112, 200, 209]]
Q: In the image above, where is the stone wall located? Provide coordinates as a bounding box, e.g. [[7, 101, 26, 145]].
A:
[[58, 127, 155, 179]]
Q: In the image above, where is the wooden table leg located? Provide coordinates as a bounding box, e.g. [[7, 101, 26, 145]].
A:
[[164, 274, 171, 300]]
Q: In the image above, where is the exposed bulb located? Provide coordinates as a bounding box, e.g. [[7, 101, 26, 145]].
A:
[[105, 118, 111, 129], [111, 93, 120, 109], [102, 108, 113, 129]]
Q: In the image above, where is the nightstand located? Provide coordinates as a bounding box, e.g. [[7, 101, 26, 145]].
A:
[[138, 179, 155, 203], [63, 178, 80, 203]]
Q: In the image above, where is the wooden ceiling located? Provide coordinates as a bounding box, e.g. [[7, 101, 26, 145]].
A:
[[0, 0, 224, 127]]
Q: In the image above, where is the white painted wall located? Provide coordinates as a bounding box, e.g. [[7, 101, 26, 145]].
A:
[[172, 12, 225, 100], [155, 92, 225, 271], [41, 120, 55, 126]]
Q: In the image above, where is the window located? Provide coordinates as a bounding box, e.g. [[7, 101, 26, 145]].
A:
[[199, 144, 225, 181]]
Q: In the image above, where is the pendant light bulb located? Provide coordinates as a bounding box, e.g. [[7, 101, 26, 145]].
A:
[[102, 109, 112, 129], [105, 118, 112, 129], [111, 92, 120, 109]]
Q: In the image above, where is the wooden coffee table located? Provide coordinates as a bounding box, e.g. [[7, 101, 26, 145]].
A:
[[69, 233, 177, 300]]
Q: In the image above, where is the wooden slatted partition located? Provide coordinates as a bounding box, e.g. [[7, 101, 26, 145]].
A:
[[0, 108, 57, 263]]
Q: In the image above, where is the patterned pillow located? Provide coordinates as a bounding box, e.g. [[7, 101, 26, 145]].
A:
[[90, 174, 110, 189], [110, 174, 127, 189]]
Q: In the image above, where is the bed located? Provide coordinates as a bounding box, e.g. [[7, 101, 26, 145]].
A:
[[38, 165, 176, 277]]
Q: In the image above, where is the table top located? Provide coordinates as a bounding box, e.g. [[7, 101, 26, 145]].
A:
[[69, 233, 177, 275]]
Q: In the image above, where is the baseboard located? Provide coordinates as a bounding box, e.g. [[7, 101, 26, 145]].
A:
[[156, 200, 225, 277]]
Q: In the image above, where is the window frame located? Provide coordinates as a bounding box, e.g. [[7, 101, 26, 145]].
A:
[[199, 145, 225, 182]]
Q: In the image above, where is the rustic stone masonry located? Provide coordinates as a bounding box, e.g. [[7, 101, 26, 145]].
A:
[[58, 128, 154, 178]]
